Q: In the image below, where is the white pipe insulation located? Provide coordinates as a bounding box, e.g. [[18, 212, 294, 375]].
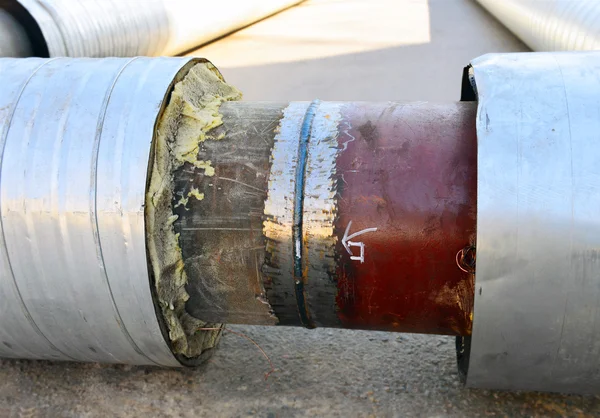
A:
[[476, 0, 600, 51], [0, 0, 304, 57]]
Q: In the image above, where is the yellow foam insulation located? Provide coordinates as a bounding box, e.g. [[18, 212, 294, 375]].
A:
[[146, 61, 242, 359], [174, 187, 204, 210], [188, 187, 205, 201]]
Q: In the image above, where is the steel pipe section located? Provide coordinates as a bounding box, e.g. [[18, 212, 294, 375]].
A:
[[476, 0, 600, 51], [0, 57, 204, 366], [2, 0, 168, 57], [0, 0, 303, 57], [176, 101, 478, 336], [461, 52, 600, 394]]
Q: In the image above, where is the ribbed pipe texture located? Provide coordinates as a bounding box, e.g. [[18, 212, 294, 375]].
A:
[[477, 0, 600, 51], [0, 57, 198, 366], [4, 0, 303, 57], [16, 0, 168, 57]]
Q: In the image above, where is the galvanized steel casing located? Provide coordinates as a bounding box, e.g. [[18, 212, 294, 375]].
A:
[[6, 0, 303, 58], [13, 0, 169, 57], [461, 51, 600, 394], [0, 56, 203, 366], [476, 0, 600, 51]]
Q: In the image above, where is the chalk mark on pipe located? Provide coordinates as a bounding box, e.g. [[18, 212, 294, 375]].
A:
[[342, 221, 378, 263]]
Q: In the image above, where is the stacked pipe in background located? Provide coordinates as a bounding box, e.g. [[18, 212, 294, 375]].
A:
[[476, 0, 600, 51], [0, 0, 303, 57]]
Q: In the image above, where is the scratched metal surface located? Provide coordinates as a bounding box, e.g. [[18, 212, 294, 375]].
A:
[[0, 58, 58, 361], [182, 100, 475, 334], [262, 102, 310, 325], [302, 101, 344, 328], [334, 102, 477, 336], [176, 101, 285, 326]]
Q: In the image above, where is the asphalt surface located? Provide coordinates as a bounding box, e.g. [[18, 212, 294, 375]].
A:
[[2, 0, 600, 417], [2, 328, 600, 416]]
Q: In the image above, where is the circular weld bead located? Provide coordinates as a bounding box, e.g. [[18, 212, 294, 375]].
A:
[[263, 101, 344, 327], [263, 102, 309, 325]]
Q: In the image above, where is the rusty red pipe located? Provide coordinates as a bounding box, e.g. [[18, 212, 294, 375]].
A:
[[333, 102, 477, 336], [175, 101, 477, 337]]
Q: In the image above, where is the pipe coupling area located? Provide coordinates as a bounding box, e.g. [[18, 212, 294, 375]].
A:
[[0, 57, 478, 367], [175, 100, 477, 336], [3, 53, 600, 397]]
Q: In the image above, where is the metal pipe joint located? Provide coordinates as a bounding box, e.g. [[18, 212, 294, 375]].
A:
[[1, 52, 600, 395]]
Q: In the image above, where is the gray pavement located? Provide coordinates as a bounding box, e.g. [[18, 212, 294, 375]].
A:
[[2, 1, 600, 416]]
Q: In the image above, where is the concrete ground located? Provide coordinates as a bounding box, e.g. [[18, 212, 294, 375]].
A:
[[1, 0, 600, 416]]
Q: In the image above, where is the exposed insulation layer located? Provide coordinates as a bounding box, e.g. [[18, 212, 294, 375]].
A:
[[146, 61, 242, 359]]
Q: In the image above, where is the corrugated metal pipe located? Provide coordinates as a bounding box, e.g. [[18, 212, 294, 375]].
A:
[[476, 0, 600, 50], [0, 0, 303, 57]]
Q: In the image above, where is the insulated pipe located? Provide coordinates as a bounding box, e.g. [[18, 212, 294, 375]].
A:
[[0, 57, 209, 367], [476, 0, 600, 51], [0, 0, 168, 57], [176, 101, 477, 336], [460, 51, 600, 395], [0, 0, 304, 57], [2, 53, 600, 396], [0, 57, 475, 368]]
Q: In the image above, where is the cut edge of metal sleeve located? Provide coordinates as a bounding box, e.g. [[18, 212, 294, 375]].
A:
[[145, 59, 242, 363], [467, 51, 600, 394]]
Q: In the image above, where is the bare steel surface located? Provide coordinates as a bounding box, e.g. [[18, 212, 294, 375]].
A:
[[2, 0, 599, 416]]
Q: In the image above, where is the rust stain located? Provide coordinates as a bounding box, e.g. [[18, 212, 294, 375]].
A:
[[333, 102, 477, 336], [357, 120, 379, 146]]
